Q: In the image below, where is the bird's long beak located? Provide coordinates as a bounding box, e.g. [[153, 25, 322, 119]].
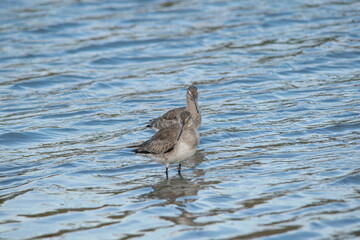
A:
[[193, 96, 199, 113], [177, 123, 185, 141]]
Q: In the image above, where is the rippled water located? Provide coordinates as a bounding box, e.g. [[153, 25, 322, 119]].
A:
[[1, 0, 360, 239]]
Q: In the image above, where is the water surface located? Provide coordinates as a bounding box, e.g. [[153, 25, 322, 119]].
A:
[[1, 0, 360, 239]]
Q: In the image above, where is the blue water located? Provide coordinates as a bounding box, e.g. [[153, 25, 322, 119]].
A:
[[1, 0, 360, 239]]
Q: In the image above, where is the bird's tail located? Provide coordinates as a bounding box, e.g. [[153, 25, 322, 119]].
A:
[[127, 144, 139, 152], [127, 145, 138, 148]]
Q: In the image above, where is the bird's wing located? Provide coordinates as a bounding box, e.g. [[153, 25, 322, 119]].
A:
[[136, 127, 179, 154], [162, 107, 185, 120]]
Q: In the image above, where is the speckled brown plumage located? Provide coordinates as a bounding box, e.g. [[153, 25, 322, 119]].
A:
[[134, 111, 199, 178], [147, 86, 201, 131]]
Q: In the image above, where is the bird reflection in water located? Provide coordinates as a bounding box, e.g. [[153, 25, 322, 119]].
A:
[[139, 151, 220, 226]]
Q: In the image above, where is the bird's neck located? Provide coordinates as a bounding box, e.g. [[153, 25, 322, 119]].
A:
[[187, 98, 199, 115]]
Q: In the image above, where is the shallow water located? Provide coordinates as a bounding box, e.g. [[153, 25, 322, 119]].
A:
[[1, 0, 360, 239]]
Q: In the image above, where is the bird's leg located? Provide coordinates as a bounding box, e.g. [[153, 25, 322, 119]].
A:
[[178, 163, 182, 178], [165, 166, 169, 179]]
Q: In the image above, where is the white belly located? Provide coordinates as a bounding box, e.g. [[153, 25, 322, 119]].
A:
[[169, 141, 197, 164]]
